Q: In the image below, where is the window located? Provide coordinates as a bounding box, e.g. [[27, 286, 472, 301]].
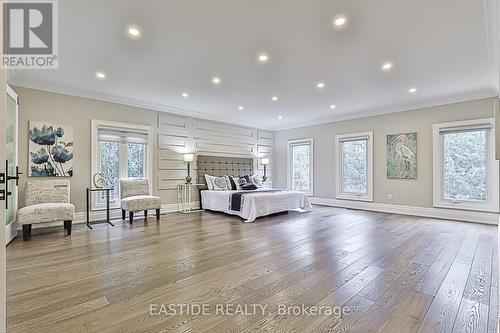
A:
[[92, 120, 153, 209], [433, 118, 498, 212], [287, 138, 313, 195], [127, 143, 145, 178], [335, 131, 373, 201]]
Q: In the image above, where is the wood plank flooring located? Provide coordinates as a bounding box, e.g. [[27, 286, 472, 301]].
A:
[[6, 206, 499, 333]]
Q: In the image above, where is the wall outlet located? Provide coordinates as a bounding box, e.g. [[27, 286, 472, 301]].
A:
[[387, 193, 393, 200]]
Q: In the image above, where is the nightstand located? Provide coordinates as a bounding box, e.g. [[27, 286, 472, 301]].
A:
[[262, 181, 273, 188], [177, 184, 204, 213]]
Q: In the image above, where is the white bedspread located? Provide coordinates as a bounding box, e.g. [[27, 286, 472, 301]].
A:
[[201, 188, 312, 222]]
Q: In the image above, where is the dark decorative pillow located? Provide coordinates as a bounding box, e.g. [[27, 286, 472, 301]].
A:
[[242, 175, 253, 184], [242, 183, 257, 190], [231, 176, 245, 190], [228, 176, 237, 190]]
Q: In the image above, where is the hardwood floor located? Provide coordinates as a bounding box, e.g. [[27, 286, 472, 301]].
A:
[[6, 206, 499, 333]]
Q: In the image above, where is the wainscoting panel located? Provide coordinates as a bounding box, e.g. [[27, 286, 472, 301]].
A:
[[158, 134, 189, 150], [257, 130, 274, 145], [155, 113, 274, 206], [194, 119, 255, 140], [194, 139, 255, 155], [158, 114, 190, 130]]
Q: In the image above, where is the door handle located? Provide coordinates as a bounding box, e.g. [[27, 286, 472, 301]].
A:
[[7, 166, 22, 186], [4, 161, 8, 209], [5, 160, 22, 209]]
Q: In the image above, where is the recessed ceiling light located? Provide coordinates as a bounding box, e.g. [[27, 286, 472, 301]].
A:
[[212, 77, 221, 85], [333, 15, 348, 28], [238, 106, 244, 110], [317, 82, 325, 89], [330, 104, 336, 109], [408, 87, 417, 93], [182, 92, 189, 98], [127, 25, 142, 39], [95, 71, 106, 80], [258, 53, 269, 63], [381, 62, 393, 71], [278, 115, 283, 120], [272, 96, 279, 101]]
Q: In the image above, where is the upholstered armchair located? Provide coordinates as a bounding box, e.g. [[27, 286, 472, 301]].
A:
[[17, 180, 74, 241], [120, 178, 161, 223]]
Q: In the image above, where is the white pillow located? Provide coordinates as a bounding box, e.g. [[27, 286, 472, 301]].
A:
[[212, 176, 229, 191], [204, 174, 216, 190], [252, 174, 263, 188]]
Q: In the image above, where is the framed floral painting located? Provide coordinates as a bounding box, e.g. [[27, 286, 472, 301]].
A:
[[29, 121, 74, 177]]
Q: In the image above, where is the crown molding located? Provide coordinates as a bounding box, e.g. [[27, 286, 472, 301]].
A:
[[273, 89, 497, 131], [9, 80, 497, 133], [9, 80, 275, 131]]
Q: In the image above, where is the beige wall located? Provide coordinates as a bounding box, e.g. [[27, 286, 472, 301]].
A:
[[15, 87, 157, 212], [274, 98, 496, 208], [14, 87, 273, 213], [14, 86, 497, 213]]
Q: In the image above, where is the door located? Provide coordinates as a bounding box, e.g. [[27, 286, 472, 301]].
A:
[[0, 58, 7, 332], [5, 85, 18, 244]]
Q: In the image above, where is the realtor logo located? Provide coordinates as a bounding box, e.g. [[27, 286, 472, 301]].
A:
[[2, 0, 58, 69]]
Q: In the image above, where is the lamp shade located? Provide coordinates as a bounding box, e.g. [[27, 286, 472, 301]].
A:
[[261, 158, 270, 165], [183, 153, 194, 162]]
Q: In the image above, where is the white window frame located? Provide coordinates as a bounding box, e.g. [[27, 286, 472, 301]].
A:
[[335, 131, 373, 202], [287, 138, 314, 196], [432, 118, 499, 212], [91, 119, 153, 210]]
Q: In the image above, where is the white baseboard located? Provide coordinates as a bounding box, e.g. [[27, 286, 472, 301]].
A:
[[310, 197, 499, 225], [25, 202, 200, 230]]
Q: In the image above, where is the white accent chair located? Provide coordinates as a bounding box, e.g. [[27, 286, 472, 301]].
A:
[[120, 178, 161, 223], [17, 180, 74, 241]]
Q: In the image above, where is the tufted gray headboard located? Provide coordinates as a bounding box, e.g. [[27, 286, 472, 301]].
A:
[[197, 155, 254, 185]]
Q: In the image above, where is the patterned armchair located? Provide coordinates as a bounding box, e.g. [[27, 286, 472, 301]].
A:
[[120, 178, 161, 223], [17, 180, 74, 241]]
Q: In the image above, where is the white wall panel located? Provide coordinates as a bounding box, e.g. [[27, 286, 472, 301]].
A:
[[156, 112, 274, 202], [195, 120, 255, 139], [257, 130, 274, 145], [195, 139, 255, 154], [158, 114, 189, 129], [158, 134, 189, 150], [257, 144, 273, 155]]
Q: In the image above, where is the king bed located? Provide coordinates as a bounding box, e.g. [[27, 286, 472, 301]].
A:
[[197, 155, 312, 222]]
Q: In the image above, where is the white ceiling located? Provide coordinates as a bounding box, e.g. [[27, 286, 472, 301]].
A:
[[9, 0, 499, 130]]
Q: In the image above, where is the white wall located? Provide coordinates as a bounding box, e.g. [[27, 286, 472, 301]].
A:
[[274, 98, 496, 209]]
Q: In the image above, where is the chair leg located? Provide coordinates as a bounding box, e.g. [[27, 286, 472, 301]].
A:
[[129, 211, 134, 224], [64, 221, 72, 235], [22, 224, 31, 241], [156, 208, 160, 221], [122, 209, 126, 220], [144, 210, 148, 219]]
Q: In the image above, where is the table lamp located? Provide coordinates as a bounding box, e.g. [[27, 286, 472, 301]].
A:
[[183, 153, 194, 184], [261, 158, 269, 182]]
